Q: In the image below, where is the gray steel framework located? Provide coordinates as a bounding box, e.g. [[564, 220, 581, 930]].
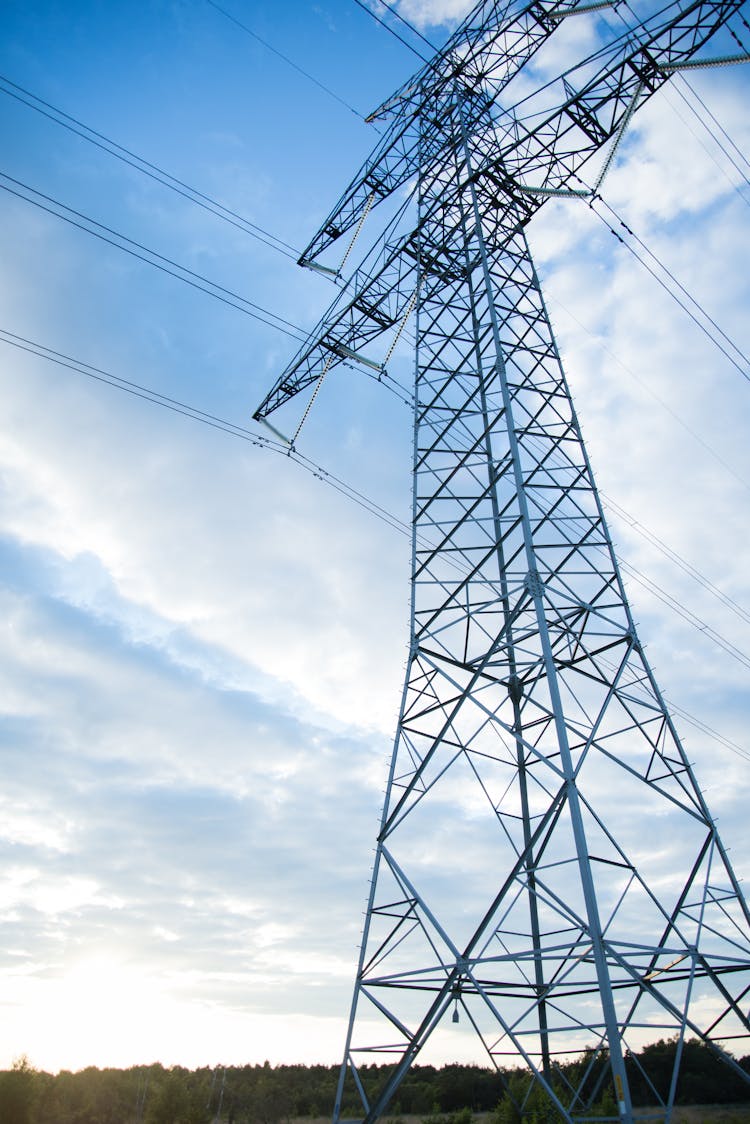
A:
[[255, 1, 750, 1120]]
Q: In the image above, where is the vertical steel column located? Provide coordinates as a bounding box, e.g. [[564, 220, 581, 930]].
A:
[[458, 93, 633, 1123]]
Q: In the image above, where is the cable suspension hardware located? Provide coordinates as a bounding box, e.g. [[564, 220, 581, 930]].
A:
[[550, 0, 619, 18], [291, 354, 335, 447], [336, 190, 376, 278], [662, 50, 750, 68], [381, 288, 418, 373]]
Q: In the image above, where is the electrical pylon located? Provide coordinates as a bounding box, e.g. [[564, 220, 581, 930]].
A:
[[254, 1, 750, 1120]]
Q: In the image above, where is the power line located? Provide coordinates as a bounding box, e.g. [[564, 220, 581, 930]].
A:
[[546, 292, 750, 496], [372, 0, 439, 54], [350, 0, 431, 62], [562, 4, 750, 388], [668, 80, 750, 206], [0, 328, 270, 443], [0, 328, 410, 538], [668, 700, 750, 765], [585, 194, 750, 383], [2, 6, 748, 757], [603, 491, 750, 628], [205, 0, 366, 119], [0, 73, 301, 261], [618, 554, 750, 675], [596, 649, 750, 765], [677, 76, 750, 181], [593, 0, 750, 227], [8, 168, 749, 663], [605, 0, 750, 203], [1, 324, 748, 765], [0, 171, 307, 342], [516, 363, 750, 672], [519, 431, 750, 683], [11, 34, 745, 428], [0, 166, 417, 406]]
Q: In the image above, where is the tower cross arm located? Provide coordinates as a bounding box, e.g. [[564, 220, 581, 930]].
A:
[[254, 224, 423, 421], [478, 0, 747, 193], [299, 0, 592, 269], [254, 0, 745, 426]]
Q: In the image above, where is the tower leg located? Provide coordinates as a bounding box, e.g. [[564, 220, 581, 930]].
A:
[[331, 96, 750, 1123]]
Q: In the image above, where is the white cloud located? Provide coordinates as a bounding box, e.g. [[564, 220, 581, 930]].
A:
[[396, 0, 475, 30]]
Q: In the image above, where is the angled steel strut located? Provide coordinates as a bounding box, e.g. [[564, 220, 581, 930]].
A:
[[254, 0, 750, 1121]]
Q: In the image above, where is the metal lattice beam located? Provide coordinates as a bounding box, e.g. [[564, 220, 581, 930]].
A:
[[255, 1, 750, 1121]]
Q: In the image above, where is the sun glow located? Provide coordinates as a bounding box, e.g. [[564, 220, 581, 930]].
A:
[[2, 954, 350, 1072], [4, 956, 170, 1071]]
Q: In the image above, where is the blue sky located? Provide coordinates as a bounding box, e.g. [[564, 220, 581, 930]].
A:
[[0, 0, 749, 1074]]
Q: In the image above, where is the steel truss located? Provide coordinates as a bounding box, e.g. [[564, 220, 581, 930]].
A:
[[255, 0, 750, 1120]]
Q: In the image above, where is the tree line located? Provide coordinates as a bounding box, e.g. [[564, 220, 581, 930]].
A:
[[0, 1039, 748, 1124]]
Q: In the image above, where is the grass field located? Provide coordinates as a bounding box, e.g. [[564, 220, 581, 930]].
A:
[[295, 1109, 750, 1124], [662, 1109, 750, 1123]]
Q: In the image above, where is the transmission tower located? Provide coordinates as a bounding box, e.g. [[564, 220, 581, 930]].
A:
[[254, 1, 750, 1120]]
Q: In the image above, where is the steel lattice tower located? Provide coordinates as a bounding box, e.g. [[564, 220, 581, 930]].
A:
[[254, 1, 750, 1120]]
